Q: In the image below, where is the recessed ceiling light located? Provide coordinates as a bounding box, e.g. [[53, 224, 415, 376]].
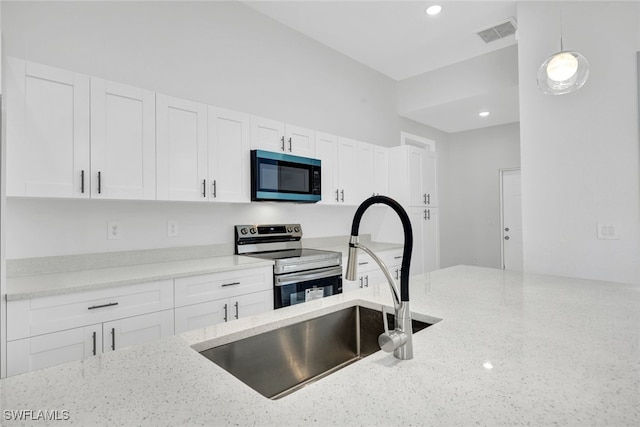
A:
[[425, 5, 442, 16], [478, 111, 491, 118]]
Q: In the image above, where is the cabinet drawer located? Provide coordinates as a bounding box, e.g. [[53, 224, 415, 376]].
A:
[[7, 280, 174, 341], [174, 266, 272, 308]]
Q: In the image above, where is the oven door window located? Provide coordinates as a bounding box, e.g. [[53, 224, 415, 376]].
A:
[[275, 274, 342, 309]]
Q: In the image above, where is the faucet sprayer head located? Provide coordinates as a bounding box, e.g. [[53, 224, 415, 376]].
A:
[[345, 235, 359, 281]]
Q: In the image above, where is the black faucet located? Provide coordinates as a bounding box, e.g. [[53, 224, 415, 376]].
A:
[[346, 195, 414, 360]]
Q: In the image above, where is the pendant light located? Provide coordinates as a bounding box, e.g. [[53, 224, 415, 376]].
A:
[[537, 9, 589, 95]]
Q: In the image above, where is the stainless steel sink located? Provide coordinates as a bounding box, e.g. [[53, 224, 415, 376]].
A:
[[199, 305, 432, 399]]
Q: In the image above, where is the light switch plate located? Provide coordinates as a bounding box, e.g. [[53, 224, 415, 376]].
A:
[[597, 223, 620, 240]]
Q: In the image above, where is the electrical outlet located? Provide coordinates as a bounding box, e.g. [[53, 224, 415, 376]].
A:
[[597, 223, 621, 240], [167, 220, 178, 237], [108, 221, 121, 240]]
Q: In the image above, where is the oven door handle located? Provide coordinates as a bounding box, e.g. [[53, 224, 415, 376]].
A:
[[275, 267, 343, 286]]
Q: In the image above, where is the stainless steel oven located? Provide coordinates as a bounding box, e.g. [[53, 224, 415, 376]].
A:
[[235, 224, 342, 309]]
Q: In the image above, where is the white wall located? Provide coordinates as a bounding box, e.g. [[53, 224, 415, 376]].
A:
[[1, 1, 443, 259], [439, 123, 520, 269], [517, 2, 640, 284]]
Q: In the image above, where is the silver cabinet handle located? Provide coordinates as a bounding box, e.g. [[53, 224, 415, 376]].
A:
[[423, 193, 426, 204], [335, 189, 339, 202], [98, 171, 102, 194], [212, 180, 217, 198], [365, 275, 369, 287], [234, 301, 239, 319], [223, 303, 228, 322], [111, 327, 116, 351], [423, 209, 427, 220], [281, 136, 285, 151], [288, 137, 292, 152], [92, 331, 97, 356], [88, 302, 119, 310], [359, 277, 363, 288], [427, 209, 431, 220], [427, 194, 431, 205], [221, 281, 240, 287], [358, 261, 369, 266], [394, 255, 403, 259], [81, 170, 85, 194], [341, 189, 345, 202]]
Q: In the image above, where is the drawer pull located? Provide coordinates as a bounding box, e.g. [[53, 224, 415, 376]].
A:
[[394, 256, 403, 259], [358, 261, 369, 266], [221, 282, 241, 287], [92, 331, 97, 356], [111, 327, 116, 351], [88, 302, 119, 310]]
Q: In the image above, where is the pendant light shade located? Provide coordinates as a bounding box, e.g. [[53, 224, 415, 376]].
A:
[[536, 8, 589, 95], [537, 51, 589, 95]]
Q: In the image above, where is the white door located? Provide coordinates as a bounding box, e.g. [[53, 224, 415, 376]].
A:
[[285, 124, 315, 157], [232, 290, 273, 320], [250, 116, 285, 152], [102, 310, 174, 353], [90, 78, 156, 200], [357, 141, 375, 202], [315, 132, 339, 205], [337, 137, 358, 205], [6, 325, 101, 376], [6, 58, 90, 198], [209, 107, 251, 202], [156, 94, 208, 201], [501, 169, 523, 271]]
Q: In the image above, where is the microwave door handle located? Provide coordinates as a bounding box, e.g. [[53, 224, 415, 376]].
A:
[[275, 267, 342, 286]]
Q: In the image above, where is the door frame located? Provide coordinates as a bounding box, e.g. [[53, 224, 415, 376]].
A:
[[499, 167, 521, 270]]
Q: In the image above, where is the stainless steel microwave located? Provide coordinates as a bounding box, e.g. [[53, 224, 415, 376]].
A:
[[250, 150, 321, 203]]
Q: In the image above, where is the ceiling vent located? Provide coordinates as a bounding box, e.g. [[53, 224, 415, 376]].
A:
[[476, 18, 517, 44]]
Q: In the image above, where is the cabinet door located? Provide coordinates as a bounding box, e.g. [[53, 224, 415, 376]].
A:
[[209, 107, 251, 202], [408, 146, 428, 207], [423, 149, 438, 207], [409, 207, 426, 276], [357, 141, 375, 202], [103, 310, 174, 353], [6, 324, 101, 376], [156, 94, 208, 201], [232, 290, 273, 320], [373, 146, 389, 196], [285, 124, 315, 157], [174, 299, 229, 334], [6, 57, 90, 198], [90, 78, 156, 200], [423, 208, 440, 272], [337, 137, 358, 205], [315, 132, 339, 205], [250, 116, 285, 152]]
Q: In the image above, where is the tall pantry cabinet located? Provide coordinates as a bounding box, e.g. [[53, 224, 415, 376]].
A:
[[388, 144, 440, 275]]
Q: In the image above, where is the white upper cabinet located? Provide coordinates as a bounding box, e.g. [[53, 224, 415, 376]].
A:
[[156, 94, 208, 202], [356, 141, 375, 202], [373, 146, 389, 197], [90, 78, 156, 200], [208, 107, 251, 202], [314, 132, 339, 205], [336, 137, 358, 205], [389, 144, 438, 207], [251, 116, 315, 157], [6, 57, 90, 198]]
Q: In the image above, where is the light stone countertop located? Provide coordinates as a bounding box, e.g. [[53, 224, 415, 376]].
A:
[[5, 256, 275, 300], [1, 265, 639, 426]]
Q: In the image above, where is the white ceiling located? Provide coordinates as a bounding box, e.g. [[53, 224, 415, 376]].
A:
[[243, 0, 520, 134]]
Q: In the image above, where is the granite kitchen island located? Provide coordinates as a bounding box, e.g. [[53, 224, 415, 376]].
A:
[[1, 265, 639, 426]]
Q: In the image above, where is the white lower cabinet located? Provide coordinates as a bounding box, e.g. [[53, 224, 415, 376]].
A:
[[342, 249, 404, 293], [6, 310, 174, 376], [174, 266, 273, 334], [174, 290, 272, 334], [409, 207, 440, 275]]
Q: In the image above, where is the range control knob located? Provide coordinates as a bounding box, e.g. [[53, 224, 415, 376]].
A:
[[294, 226, 300, 233], [249, 228, 257, 234], [240, 228, 248, 235], [287, 227, 293, 233]]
